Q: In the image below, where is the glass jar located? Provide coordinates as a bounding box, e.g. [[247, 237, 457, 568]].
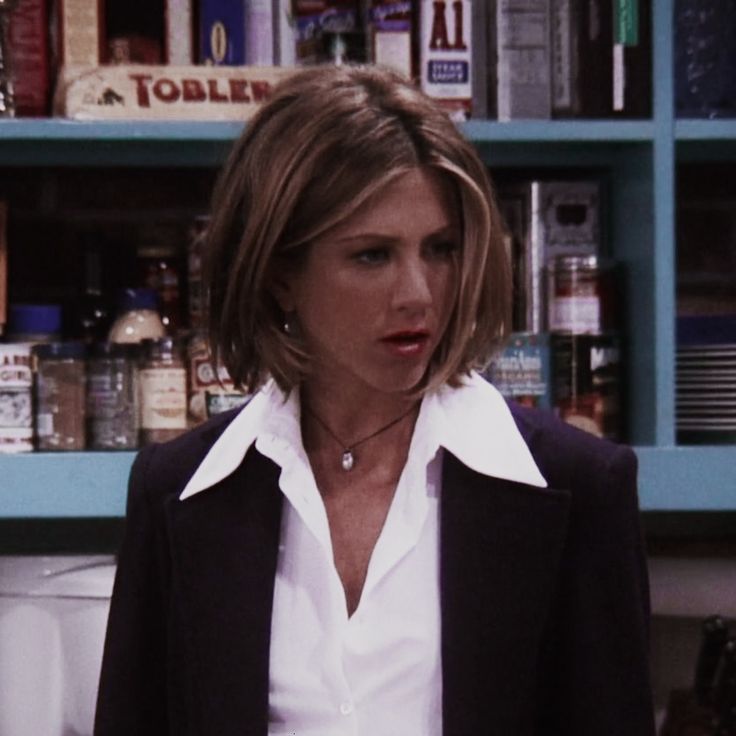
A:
[[548, 255, 616, 335], [0, 343, 33, 453], [33, 342, 87, 451], [86, 343, 139, 450], [108, 288, 166, 344], [139, 337, 187, 444]]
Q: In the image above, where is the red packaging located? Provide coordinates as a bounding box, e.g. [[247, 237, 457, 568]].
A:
[[8, 0, 50, 116]]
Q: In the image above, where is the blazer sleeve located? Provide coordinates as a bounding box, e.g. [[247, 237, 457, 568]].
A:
[[94, 443, 171, 736], [536, 443, 656, 736]]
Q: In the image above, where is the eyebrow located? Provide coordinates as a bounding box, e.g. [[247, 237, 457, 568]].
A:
[[333, 224, 458, 245]]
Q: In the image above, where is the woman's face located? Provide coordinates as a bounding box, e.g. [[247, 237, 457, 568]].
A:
[[276, 167, 460, 399]]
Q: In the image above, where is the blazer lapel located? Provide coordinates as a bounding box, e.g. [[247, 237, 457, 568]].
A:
[[165, 446, 283, 736], [440, 452, 571, 736]]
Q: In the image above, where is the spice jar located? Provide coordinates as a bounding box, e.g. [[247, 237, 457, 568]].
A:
[[0, 344, 34, 453], [547, 255, 617, 335], [86, 343, 139, 450], [139, 337, 187, 444], [33, 342, 87, 451]]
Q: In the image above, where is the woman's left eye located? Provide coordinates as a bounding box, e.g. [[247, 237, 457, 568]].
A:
[[354, 247, 389, 265]]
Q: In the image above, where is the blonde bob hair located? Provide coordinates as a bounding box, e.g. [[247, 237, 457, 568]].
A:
[[205, 64, 511, 395]]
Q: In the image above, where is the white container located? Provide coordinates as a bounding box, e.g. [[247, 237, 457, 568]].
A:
[[0, 555, 116, 736], [108, 288, 166, 344]]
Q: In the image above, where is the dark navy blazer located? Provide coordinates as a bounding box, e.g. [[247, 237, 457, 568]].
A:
[[95, 401, 656, 736]]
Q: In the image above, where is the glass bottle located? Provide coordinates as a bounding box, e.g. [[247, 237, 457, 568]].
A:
[[86, 342, 138, 450]]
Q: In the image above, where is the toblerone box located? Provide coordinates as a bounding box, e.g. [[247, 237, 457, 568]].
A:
[[55, 65, 295, 120], [419, 0, 472, 120]]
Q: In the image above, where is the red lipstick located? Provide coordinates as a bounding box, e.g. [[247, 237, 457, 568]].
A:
[[380, 330, 431, 357]]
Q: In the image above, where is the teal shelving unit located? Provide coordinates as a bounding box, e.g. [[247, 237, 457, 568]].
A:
[[0, 0, 734, 519]]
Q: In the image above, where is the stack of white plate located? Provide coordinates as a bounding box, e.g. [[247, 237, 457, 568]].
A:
[[676, 343, 736, 440]]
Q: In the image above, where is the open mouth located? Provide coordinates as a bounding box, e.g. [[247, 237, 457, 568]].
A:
[[381, 331, 431, 355]]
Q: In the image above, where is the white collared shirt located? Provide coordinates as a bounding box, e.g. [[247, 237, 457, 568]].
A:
[[180, 373, 547, 736]]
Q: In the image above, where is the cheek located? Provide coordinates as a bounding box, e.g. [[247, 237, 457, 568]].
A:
[[432, 264, 457, 310]]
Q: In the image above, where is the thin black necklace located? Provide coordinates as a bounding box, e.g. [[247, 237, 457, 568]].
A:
[[303, 403, 418, 471]]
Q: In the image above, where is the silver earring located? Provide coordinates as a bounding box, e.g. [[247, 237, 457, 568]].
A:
[[283, 314, 294, 334]]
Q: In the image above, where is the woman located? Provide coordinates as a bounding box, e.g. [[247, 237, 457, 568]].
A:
[[95, 65, 655, 736]]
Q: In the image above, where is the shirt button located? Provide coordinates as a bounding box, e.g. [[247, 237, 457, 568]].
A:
[[339, 701, 353, 716]]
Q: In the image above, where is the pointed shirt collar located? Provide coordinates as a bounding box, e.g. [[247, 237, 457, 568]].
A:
[[179, 372, 547, 501]]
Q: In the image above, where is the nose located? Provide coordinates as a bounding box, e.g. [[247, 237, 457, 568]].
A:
[[392, 253, 432, 314]]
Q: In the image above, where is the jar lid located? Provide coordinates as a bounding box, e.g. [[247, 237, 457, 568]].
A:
[[8, 303, 62, 336], [32, 341, 87, 360], [117, 288, 158, 312], [89, 342, 140, 359]]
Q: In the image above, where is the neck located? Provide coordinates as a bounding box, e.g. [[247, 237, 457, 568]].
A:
[[300, 378, 419, 444], [299, 381, 421, 481]]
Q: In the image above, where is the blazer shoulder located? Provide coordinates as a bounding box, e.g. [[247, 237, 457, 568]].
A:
[[507, 400, 637, 502], [128, 407, 242, 506]]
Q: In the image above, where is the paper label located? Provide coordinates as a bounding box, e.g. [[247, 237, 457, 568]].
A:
[[550, 296, 601, 334], [420, 0, 472, 107], [139, 368, 187, 429]]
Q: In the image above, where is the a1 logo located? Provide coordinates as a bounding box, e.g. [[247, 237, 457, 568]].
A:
[[428, 1, 468, 51]]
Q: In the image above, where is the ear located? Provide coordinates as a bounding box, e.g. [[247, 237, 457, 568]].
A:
[[269, 270, 297, 313]]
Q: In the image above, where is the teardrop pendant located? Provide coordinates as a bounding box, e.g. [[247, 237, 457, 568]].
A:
[[341, 449, 354, 471]]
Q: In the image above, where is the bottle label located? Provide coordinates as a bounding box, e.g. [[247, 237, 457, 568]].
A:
[[550, 296, 601, 334], [139, 367, 187, 429]]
